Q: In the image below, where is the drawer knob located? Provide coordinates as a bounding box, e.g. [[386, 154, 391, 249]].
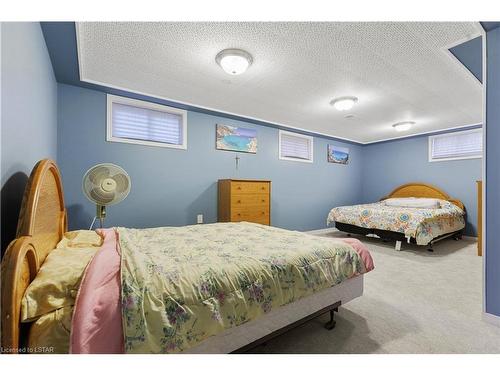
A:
[[237, 186, 241, 190], [261, 187, 265, 190], [237, 200, 241, 203], [261, 199, 265, 203]]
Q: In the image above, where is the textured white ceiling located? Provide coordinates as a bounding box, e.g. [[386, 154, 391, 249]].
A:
[[76, 22, 483, 143]]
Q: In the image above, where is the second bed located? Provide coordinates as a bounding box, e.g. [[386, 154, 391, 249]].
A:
[[327, 183, 466, 251]]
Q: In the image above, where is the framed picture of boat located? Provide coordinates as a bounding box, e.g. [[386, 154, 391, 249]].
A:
[[327, 145, 349, 164], [216, 124, 257, 153]]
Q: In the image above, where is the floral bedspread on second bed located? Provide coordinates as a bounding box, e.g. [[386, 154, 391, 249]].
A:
[[117, 222, 371, 353], [327, 200, 465, 245]]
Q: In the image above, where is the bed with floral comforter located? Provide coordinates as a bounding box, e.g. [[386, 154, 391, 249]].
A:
[[327, 200, 465, 245], [70, 222, 374, 353]]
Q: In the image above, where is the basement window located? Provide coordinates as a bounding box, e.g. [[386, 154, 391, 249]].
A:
[[429, 128, 482, 162], [279, 130, 314, 163], [107, 95, 187, 149]]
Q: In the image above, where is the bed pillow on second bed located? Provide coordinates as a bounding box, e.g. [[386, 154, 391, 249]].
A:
[[383, 197, 442, 209]]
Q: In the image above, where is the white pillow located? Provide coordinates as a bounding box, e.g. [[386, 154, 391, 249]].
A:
[[383, 197, 441, 209]]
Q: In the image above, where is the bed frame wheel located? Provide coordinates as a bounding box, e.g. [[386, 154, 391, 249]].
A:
[[453, 233, 462, 241], [324, 308, 338, 330]]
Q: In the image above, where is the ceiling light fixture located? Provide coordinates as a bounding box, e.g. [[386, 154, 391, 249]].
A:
[[392, 121, 415, 132], [215, 48, 253, 75], [330, 96, 358, 111]]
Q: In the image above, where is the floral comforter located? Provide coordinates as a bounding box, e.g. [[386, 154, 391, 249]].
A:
[[117, 222, 371, 353], [327, 200, 465, 245]]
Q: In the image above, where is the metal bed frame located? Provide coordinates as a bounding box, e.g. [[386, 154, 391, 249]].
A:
[[334, 222, 464, 252]]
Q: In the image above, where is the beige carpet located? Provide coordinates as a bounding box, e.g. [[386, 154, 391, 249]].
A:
[[250, 232, 500, 354]]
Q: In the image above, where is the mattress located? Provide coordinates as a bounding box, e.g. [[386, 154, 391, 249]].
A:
[[327, 200, 465, 245]]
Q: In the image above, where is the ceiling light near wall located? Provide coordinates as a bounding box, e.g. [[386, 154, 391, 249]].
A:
[[330, 96, 358, 111], [392, 121, 415, 132], [216, 49, 253, 75]]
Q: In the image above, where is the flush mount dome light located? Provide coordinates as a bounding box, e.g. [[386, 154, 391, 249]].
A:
[[216, 49, 253, 75], [392, 121, 415, 132], [330, 96, 358, 111]]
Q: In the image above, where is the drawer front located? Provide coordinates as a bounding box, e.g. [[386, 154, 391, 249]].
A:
[[231, 207, 270, 225], [231, 193, 269, 208], [230, 181, 270, 194]]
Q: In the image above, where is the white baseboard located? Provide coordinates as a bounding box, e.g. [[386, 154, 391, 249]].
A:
[[482, 312, 500, 327], [305, 227, 338, 235]]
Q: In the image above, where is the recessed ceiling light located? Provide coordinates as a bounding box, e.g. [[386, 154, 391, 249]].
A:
[[392, 121, 415, 132], [215, 49, 253, 75], [330, 96, 358, 111]]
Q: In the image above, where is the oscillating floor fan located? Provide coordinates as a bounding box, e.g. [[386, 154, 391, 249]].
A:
[[82, 163, 131, 229]]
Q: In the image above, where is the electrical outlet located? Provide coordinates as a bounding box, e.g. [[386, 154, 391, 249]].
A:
[[197, 214, 203, 224]]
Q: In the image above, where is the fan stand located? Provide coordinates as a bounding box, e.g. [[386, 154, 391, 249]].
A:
[[89, 205, 106, 230]]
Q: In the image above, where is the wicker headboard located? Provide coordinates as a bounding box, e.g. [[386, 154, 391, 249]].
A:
[[1, 159, 66, 352], [381, 182, 465, 210]]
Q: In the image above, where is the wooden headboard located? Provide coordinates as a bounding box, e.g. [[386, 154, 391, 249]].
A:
[[1, 159, 67, 352], [381, 182, 465, 210]]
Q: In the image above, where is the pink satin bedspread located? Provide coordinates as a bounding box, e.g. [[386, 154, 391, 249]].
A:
[[70, 229, 123, 354], [70, 229, 374, 354]]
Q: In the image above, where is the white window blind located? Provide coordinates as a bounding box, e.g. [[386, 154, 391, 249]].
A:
[[429, 129, 482, 162], [107, 95, 187, 149], [279, 131, 313, 162]]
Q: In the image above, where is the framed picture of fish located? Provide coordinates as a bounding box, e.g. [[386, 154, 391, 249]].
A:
[[216, 124, 257, 153], [327, 145, 349, 164]]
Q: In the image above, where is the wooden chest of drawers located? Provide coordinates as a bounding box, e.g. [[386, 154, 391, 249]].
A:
[[218, 179, 271, 225]]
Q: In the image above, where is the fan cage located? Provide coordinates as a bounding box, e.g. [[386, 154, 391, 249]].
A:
[[82, 163, 131, 206]]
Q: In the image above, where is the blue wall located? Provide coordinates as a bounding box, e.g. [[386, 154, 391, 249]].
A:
[[362, 135, 482, 236], [57, 83, 482, 237], [485, 26, 500, 317], [0, 22, 58, 253], [57, 84, 364, 231], [449, 36, 483, 82]]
